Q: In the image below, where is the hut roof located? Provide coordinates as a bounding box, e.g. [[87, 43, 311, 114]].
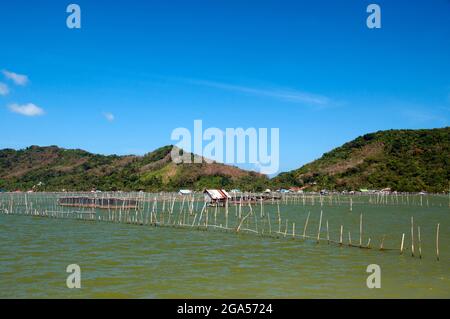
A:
[[204, 189, 231, 200]]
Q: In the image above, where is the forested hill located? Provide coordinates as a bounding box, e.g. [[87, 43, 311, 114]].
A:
[[1, 127, 449, 192], [273, 127, 450, 192], [0, 145, 268, 191]]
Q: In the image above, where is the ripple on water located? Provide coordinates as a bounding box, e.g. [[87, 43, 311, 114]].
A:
[[0, 206, 449, 299]]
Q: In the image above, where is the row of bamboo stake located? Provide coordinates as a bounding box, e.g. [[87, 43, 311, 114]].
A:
[[0, 193, 442, 262]]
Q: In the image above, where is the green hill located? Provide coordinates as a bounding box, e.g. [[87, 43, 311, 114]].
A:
[[1, 127, 449, 192], [0, 145, 268, 192], [273, 127, 450, 192]]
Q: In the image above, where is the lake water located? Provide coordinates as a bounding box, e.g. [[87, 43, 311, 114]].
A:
[[0, 193, 448, 298]]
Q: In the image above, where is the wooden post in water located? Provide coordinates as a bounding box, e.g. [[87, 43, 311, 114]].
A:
[[418, 226, 422, 259], [214, 204, 218, 226], [225, 199, 229, 229], [283, 219, 288, 237], [348, 232, 352, 246], [317, 210, 323, 243], [359, 213, 363, 248], [260, 198, 263, 218], [380, 235, 385, 251], [236, 211, 250, 233], [436, 223, 440, 261], [277, 202, 281, 233], [292, 223, 295, 239], [339, 225, 343, 245], [326, 220, 330, 244], [411, 217, 415, 257], [303, 212, 310, 240], [400, 233, 405, 255]]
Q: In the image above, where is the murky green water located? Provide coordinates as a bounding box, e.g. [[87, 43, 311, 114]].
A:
[[0, 194, 448, 298]]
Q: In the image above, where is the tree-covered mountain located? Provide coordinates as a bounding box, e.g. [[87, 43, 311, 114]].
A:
[[0, 145, 268, 192], [273, 127, 450, 192], [1, 127, 449, 192]]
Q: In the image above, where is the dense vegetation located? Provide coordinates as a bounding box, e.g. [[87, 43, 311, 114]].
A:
[[272, 127, 450, 192], [0, 145, 269, 192], [0, 127, 448, 192]]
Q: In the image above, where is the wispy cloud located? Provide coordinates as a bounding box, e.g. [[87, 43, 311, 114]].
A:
[[0, 82, 9, 96], [2, 70, 29, 86], [187, 79, 332, 107], [8, 103, 44, 117], [401, 108, 447, 124], [103, 112, 115, 122]]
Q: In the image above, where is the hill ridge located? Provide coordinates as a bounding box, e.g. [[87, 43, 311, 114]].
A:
[[273, 127, 450, 192], [0, 145, 268, 191], [1, 127, 449, 192]]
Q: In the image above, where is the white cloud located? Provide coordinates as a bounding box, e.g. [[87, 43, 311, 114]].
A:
[[0, 82, 9, 96], [8, 103, 45, 117], [103, 112, 115, 122], [187, 79, 331, 107], [2, 70, 29, 86]]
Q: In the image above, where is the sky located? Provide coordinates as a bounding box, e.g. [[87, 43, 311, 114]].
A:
[[0, 0, 449, 175]]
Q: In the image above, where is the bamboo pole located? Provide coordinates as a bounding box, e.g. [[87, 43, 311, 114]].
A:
[[284, 219, 288, 237], [359, 214, 363, 248], [411, 217, 415, 257], [303, 212, 310, 240], [380, 235, 385, 251], [400, 233, 405, 255], [317, 210, 323, 243], [277, 202, 281, 233], [326, 220, 330, 244], [236, 211, 251, 233], [191, 213, 197, 227], [254, 210, 258, 233], [418, 226, 422, 259], [260, 199, 263, 218], [225, 199, 229, 229], [436, 223, 440, 261]]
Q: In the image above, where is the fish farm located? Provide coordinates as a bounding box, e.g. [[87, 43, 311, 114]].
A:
[[0, 191, 446, 261]]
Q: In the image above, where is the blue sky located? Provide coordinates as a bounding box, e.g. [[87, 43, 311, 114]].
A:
[[0, 0, 449, 175]]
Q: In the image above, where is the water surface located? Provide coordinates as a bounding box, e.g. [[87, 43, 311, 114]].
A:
[[0, 194, 448, 298]]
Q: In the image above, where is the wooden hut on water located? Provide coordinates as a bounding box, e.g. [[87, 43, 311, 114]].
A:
[[203, 189, 231, 206]]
